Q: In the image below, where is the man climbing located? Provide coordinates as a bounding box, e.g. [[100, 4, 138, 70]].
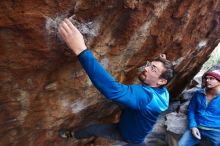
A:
[[58, 18, 174, 145], [178, 67, 220, 146]]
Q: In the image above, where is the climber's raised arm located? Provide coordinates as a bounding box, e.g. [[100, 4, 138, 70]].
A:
[[58, 18, 140, 109]]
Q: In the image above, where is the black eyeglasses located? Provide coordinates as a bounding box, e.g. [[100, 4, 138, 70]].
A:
[[145, 61, 160, 74]]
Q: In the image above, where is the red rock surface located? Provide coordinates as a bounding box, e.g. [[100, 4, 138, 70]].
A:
[[0, 0, 220, 146]]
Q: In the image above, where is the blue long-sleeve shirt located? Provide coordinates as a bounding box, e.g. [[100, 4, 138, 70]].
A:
[[78, 49, 169, 143], [188, 89, 220, 130]]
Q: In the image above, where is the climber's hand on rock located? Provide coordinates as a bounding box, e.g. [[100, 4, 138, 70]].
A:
[[191, 127, 201, 140], [58, 18, 87, 55]]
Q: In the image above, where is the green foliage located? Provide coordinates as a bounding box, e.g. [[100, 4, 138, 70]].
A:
[[201, 43, 220, 71]]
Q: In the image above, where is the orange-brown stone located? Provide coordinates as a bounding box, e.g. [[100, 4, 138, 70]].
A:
[[0, 0, 220, 145]]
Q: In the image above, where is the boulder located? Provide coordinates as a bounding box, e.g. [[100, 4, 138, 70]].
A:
[[0, 0, 220, 145]]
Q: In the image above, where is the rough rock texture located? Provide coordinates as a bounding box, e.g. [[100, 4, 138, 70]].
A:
[[0, 0, 220, 146]]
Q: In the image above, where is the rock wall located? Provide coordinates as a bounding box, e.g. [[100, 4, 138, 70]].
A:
[[0, 0, 220, 146]]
